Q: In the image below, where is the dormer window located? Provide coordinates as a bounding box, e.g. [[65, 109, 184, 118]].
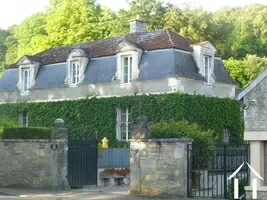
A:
[[191, 41, 216, 85], [22, 68, 31, 93], [204, 55, 211, 84], [70, 60, 80, 84], [115, 40, 143, 85], [122, 55, 133, 84], [16, 56, 41, 95], [65, 49, 89, 87]]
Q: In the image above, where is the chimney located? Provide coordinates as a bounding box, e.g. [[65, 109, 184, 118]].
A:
[[129, 15, 147, 33]]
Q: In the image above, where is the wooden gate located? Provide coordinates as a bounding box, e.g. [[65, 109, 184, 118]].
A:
[[67, 140, 98, 188]]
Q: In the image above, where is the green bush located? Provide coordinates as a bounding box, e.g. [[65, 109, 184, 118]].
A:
[[0, 93, 243, 147], [150, 120, 217, 165], [2, 127, 52, 139], [0, 116, 17, 139]]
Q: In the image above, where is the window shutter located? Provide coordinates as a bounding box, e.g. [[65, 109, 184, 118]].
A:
[[64, 60, 70, 84], [115, 56, 121, 81], [116, 108, 121, 140], [132, 53, 139, 80]]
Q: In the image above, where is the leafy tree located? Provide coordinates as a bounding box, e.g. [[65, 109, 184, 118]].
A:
[[223, 58, 247, 88], [0, 29, 10, 75], [128, 0, 168, 30], [4, 25, 18, 65], [14, 12, 48, 59], [224, 54, 267, 88], [45, 0, 101, 46]]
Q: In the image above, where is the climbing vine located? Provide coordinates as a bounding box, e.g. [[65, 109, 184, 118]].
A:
[[0, 93, 243, 147]]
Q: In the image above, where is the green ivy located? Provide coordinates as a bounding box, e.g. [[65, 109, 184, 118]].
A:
[[0, 93, 243, 147]]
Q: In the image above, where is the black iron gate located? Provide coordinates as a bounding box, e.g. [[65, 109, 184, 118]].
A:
[[187, 144, 250, 199], [68, 140, 98, 188]]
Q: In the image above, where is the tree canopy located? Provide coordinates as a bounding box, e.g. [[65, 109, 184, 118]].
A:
[[1, 1, 267, 87]]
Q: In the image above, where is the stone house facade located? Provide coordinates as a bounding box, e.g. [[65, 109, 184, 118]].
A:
[[0, 19, 236, 141], [237, 70, 267, 199]]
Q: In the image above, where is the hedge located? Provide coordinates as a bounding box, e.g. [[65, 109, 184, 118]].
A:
[[2, 127, 52, 139], [0, 93, 243, 147]]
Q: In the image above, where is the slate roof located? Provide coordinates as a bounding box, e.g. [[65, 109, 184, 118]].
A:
[[214, 58, 237, 85], [0, 29, 237, 92], [9, 29, 192, 68], [0, 49, 236, 92]]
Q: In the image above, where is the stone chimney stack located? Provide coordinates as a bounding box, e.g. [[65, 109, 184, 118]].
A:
[[129, 15, 147, 33]]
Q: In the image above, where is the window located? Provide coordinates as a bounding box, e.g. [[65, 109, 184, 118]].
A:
[[22, 68, 31, 92], [116, 107, 131, 140], [19, 112, 28, 127], [70, 60, 80, 84], [121, 56, 133, 84], [204, 55, 211, 83]]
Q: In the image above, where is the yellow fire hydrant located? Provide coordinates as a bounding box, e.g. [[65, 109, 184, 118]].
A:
[[102, 137, 109, 148]]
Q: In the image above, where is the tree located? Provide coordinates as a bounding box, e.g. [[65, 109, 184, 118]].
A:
[[0, 29, 10, 74], [4, 25, 18, 65], [128, 0, 168, 30], [45, 0, 101, 46], [223, 58, 246, 88], [14, 12, 48, 59], [224, 54, 267, 88]]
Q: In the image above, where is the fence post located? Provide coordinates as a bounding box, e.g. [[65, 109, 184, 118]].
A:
[[187, 144, 193, 197], [223, 144, 227, 199]]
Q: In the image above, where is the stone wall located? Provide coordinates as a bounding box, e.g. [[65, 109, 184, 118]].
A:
[[0, 122, 69, 189], [129, 138, 193, 197], [246, 189, 267, 200], [243, 76, 267, 132]]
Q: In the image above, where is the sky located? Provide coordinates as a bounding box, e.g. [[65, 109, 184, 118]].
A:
[[0, 0, 267, 29]]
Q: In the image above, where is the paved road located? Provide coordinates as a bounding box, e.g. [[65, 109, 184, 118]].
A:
[[0, 187, 220, 200]]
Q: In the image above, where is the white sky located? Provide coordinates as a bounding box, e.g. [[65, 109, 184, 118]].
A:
[[0, 0, 267, 29]]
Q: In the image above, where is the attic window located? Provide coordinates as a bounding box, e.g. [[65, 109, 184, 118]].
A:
[[22, 68, 31, 93], [121, 55, 133, 84], [70, 60, 80, 84], [204, 55, 211, 84], [65, 49, 89, 87]]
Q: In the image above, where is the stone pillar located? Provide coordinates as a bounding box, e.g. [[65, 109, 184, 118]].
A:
[[51, 118, 69, 189], [245, 141, 266, 199], [129, 138, 193, 197]]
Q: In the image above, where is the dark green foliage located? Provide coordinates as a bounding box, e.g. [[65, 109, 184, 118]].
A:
[[150, 120, 217, 163], [0, 93, 243, 147], [2, 127, 52, 139]]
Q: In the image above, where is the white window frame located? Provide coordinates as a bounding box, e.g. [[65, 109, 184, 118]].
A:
[[116, 107, 131, 141], [204, 55, 211, 84], [70, 60, 80, 85], [121, 55, 133, 84], [22, 68, 31, 93], [19, 112, 28, 127]]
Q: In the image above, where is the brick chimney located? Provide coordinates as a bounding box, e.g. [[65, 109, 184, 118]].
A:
[[129, 15, 147, 33]]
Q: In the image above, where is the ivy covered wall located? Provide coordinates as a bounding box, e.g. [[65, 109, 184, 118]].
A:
[[0, 93, 243, 147]]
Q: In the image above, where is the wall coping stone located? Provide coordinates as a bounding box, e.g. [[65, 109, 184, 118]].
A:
[[0, 139, 67, 143], [129, 138, 194, 142]]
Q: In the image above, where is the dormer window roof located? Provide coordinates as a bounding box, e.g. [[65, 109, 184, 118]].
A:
[[114, 40, 143, 84], [65, 48, 89, 87], [191, 41, 216, 85], [16, 55, 41, 95]]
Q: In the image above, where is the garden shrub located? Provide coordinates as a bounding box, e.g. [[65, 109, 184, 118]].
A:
[[150, 120, 217, 165], [2, 127, 52, 139]]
